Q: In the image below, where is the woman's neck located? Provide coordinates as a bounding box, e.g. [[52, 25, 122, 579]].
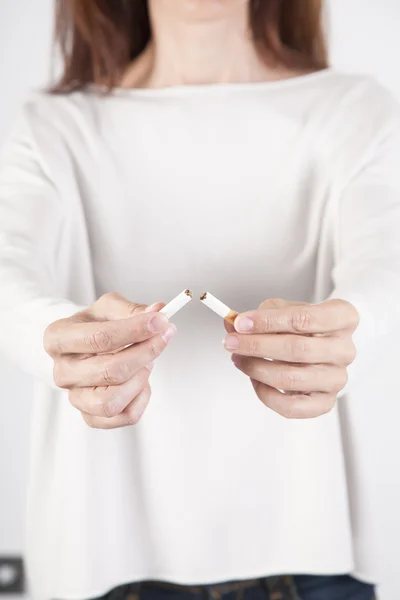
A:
[[122, 1, 284, 89]]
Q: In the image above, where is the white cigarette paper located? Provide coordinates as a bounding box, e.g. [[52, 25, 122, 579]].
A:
[[161, 289, 192, 319], [200, 292, 238, 324]]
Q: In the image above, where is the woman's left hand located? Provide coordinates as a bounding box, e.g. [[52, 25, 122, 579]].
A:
[[223, 298, 360, 419]]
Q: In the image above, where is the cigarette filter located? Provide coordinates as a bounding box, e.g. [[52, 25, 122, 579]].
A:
[[161, 289, 192, 319], [200, 292, 238, 325]]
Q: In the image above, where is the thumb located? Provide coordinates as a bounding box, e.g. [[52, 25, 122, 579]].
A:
[[91, 292, 163, 321], [144, 302, 166, 314], [258, 298, 303, 310]]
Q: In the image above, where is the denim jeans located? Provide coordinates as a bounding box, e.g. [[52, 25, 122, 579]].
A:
[[94, 575, 375, 600]]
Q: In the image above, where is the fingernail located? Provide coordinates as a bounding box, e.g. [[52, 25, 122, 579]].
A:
[[235, 317, 254, 333], [223, 335, 240, 351], [145, 303, 160, 313], [104, 397, 123, 417], [146, 361, 155, 372], [162, 324, 177, 344], [148, 313, 169, 333]]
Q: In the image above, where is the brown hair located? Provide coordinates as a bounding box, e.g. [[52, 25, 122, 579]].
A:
[[53, 0, 328, 93]]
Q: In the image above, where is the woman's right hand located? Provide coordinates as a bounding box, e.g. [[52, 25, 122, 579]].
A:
[[43, 292, 176, 429]]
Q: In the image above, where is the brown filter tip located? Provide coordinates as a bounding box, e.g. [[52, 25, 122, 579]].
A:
[[225, 310, 239, 325], [200, 292, 208, 301], [185, 289, 193, 298]]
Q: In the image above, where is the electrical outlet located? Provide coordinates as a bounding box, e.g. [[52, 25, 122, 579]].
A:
[[0, 557, 24, 594]]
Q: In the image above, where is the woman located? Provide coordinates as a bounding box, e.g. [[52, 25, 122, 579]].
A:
[[0, 0, 398, 598]]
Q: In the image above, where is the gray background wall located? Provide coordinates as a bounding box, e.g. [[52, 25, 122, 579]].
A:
[[0, 1, 399, 598]]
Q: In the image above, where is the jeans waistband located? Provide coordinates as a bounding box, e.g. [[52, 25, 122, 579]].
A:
[[141, 577, 267, 597]]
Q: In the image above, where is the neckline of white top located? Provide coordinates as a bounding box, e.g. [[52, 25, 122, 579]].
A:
[[86, 67, 335, 98]]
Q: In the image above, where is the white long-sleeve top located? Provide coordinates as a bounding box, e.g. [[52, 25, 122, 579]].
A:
[[1, 69, 400, 600]]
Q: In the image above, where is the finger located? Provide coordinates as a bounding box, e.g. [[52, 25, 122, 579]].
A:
[[45, 311, 171, 356], [234, 299, 359, 335], [232, 356, 348, 394], [223, 332, 356, 365], [251, 380, 337, 419], [68, 366, 152, 417], [54, 324, 177, 388], [82, 385, 151, 429]]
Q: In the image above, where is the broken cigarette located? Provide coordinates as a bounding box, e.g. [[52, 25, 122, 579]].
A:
[[161, 289, 192, 319], [200, 292, 238, 325]]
